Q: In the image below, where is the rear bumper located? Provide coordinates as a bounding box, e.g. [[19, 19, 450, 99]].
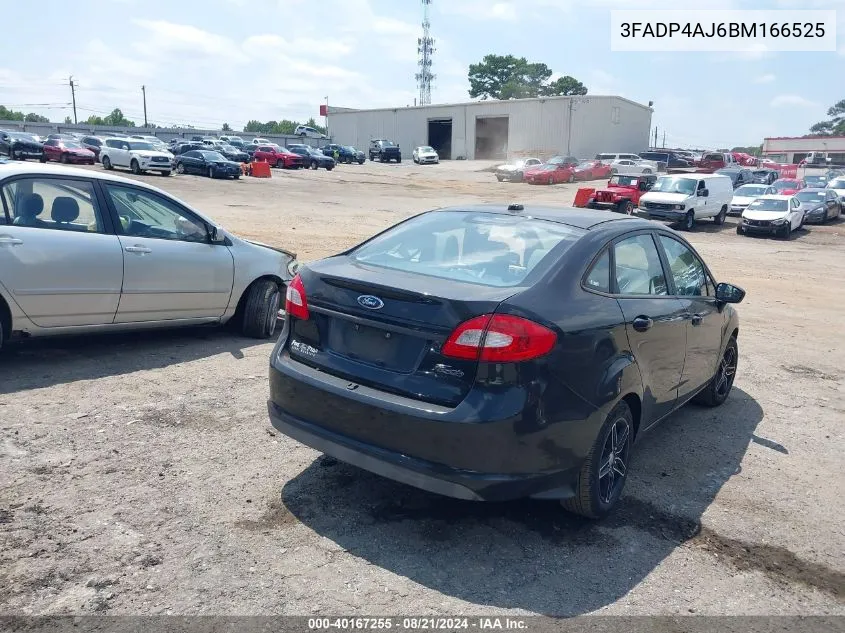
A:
[[268, 350, 591, 502]]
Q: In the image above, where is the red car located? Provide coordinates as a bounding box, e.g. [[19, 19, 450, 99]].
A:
[[39, 139, 95, 165], [573, 160, 612, 181], [253, 144, 304, 169], [771, 178, 805, 195], [523, 163, 575, 185]]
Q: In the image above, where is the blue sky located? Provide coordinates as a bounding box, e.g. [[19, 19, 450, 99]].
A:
[[1, 0, 843, 147]]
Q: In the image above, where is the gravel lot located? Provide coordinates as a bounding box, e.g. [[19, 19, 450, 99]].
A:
[[1, 160, 843, 616]]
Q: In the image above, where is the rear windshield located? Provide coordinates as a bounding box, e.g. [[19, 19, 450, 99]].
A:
[[351, 211, 585, 287], [829, 178, 845, 188]]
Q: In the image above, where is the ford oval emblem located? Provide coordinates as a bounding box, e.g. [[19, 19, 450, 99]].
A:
[[357, 295, 384, 310]]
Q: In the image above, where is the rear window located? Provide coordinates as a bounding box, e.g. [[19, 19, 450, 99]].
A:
[[351, 211, 585, 287]]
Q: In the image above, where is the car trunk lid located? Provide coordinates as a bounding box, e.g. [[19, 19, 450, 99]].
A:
[[286, 257, 518, 407]]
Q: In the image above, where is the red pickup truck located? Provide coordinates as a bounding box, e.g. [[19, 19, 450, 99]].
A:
[[586, 173, 658, 214]]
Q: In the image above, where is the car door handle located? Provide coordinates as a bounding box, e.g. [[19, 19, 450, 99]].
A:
[[632, 316, 653, 332], [124, 245, 152, 254], [0, 235, 23, 246], [691, 313, 703, 326]]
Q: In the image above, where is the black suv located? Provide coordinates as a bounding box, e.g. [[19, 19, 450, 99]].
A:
[[369, 139, 401, 163]]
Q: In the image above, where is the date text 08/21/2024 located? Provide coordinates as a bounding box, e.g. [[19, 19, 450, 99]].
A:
[[307, 617, 529, 630]]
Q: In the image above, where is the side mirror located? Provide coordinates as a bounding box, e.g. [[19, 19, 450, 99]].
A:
[[209, 225, 226, 244], [715, 282, 745, 304], [698, 188, 709, 197]]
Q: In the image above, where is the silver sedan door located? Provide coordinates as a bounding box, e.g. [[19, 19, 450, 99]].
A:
[[101, 183, 235, 323], [0, 176, 123, 327]]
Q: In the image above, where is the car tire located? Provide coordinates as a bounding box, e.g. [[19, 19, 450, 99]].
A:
[[568, 174, 575, 183], [233, 173, 240, 180], [241, 280, 281, 339], [60, 153, 69, 164], [780, 222, 791, 239], [713, 206, 727, 225], [208, 167, 214, 179], [561, 400, 634, 519], [275, 159, 283, 168], [131, 159, 142, 175], [326, 164, 334, 171], [0, 312, 4, 352], [643, 168, 652, 174], [358, 159, 364, 165], [736, 225, 744, 235], [396, 157, 401, 163], [39, 153, 47, 163], [309, 160, 317, 170], [160, 171, 171, 177], [176, 162, 185, 174], [102, 155, 112, 170], [496, 176, 504, 182], [693, 337, 738, 407], [683, 210, 695, 231], [619, 200, 635, 215]]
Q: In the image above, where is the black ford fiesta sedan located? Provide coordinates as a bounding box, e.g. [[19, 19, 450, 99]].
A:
[[268, 204, 745, 518]]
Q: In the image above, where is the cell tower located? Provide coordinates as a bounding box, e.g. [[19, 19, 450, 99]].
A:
[[415, 0, 435, 106]]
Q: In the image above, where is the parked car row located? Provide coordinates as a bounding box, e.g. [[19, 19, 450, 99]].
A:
[[585, 170, 843, 235]]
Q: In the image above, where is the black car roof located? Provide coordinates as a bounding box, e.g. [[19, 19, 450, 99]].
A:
[[434, 204, 650, 230]]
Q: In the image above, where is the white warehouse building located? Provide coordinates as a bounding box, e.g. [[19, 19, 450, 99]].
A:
[[326, 95, 653, 161]]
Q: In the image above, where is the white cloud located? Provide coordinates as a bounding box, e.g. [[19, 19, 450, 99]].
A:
[[770, 94, 817, 108], [132, 19, 249, 63], [754, 73, 776, 84], [585, 69, 616, 95]]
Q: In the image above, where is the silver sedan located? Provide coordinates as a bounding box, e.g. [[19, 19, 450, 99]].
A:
[[0, 163, 298, 350]]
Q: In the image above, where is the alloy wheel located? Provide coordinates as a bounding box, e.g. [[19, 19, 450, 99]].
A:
[[715, 344, 737, 398], [598, 417, 630, 505], [266, 290, 281, 336]]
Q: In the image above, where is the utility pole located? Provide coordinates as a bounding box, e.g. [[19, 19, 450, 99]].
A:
[[68, 76, 78, 124], [141, 85, 148, 128], [324, 96, 329, 138], [653, 126, 658, 148], [662, 131, 666, 148]]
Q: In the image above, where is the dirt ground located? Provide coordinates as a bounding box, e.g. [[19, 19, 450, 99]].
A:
[[1, 160, 843, 616]]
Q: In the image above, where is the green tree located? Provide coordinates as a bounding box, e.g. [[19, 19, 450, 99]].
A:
[[809, 99, 845, 136], [543, 75, 588, 97], [64, 116, 73, 124], [102, 108, 136, 127], [468, 54, 587, 100], [0, 105, 50, 122], [222, 122, 231, 131]]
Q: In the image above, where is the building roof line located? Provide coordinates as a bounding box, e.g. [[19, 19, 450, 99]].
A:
[[327, 94, 653, 116]]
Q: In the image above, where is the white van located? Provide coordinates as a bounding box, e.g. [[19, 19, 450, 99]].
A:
[[638, 173, 733, 230]]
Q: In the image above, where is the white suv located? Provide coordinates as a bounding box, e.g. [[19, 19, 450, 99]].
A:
[[294, 125, 327, 139], [100, 138, 174, 176]]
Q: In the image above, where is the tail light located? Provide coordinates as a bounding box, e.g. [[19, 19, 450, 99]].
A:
[[442, 314, 557, 362], [285, 274, 309, 320]]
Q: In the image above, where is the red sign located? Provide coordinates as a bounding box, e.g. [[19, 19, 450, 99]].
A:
[[319, 104, 327, 116]]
